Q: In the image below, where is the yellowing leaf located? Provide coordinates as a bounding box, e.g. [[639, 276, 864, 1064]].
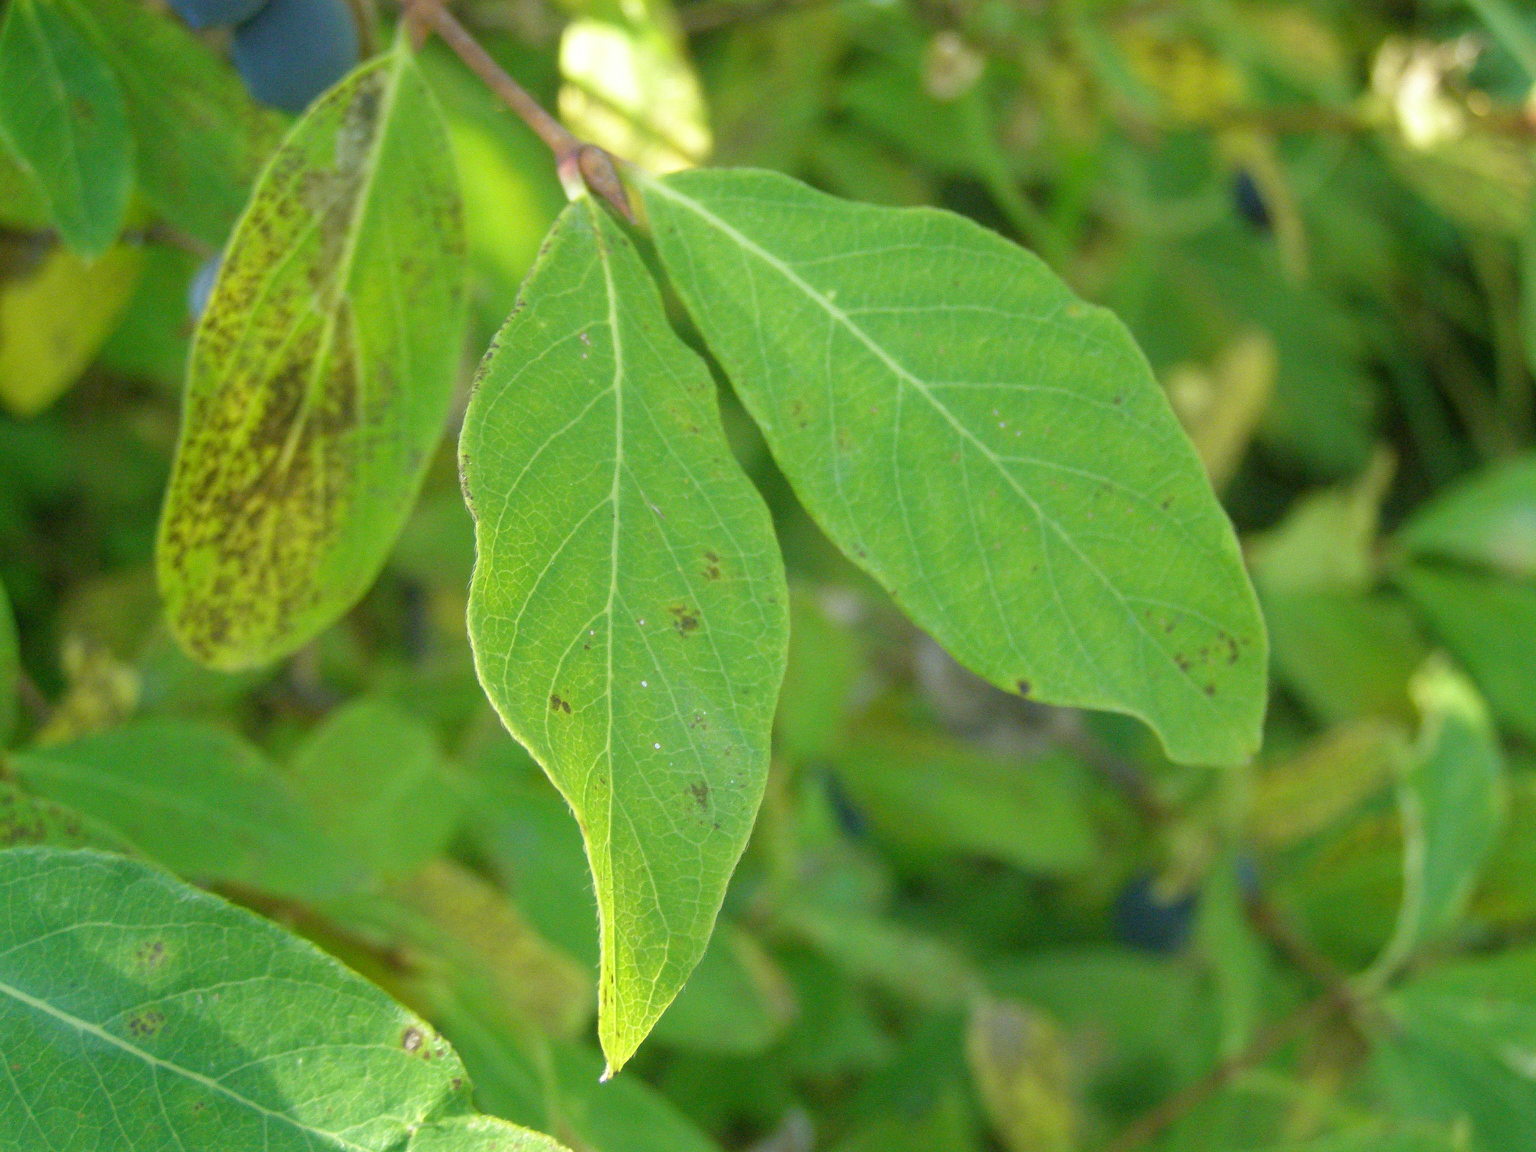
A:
[[1250, 720, 1403, 849], [0, 239, 140, 417], [387, 860, 594, 1040], [158, 41, 466, 669], [966, 997, 1078, 1152], [1167, 329, 1277, 489]]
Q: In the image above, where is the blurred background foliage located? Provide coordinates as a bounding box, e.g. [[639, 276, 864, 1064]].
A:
[[4, 0, 1536, 1149]]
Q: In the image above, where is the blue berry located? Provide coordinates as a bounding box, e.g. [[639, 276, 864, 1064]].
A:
[[166, 0, 270, 28], [1235, 853, 1262, 898], [1113, 872, 1196, 953], [1232, 169, 1272, 232], [187, 254, 222, 320], [232, 0, 360, 115], [822, 772, 869, 838]]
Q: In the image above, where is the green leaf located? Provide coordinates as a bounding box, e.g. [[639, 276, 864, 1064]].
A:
[[1196, 856, 1270, 1056], [1249, 452, 1394, 595], [62, 0, 285, 247], [0, 578, 17, 745], [461, 195, 788, 1074], [0, 781, 134, 852], [1524, 205, 1536, 387], [1396, 453, 1536, 579], [651, 921, 795, 1054], [1260, 590, 1425, 724], [1253, 1134, 1459, 1152], [463, 742, 600, 968], [9, 718, 347, 899], [777, 900, 978, 1008], [1395, 564, 1536, 743], [1372, 660, 1506, 982], [1250, 721, 1403, 849], [1375, 946, 1536, 1151], [288, 697, 462, 883], [776, 584, 863, 765], [0, 0, 133, 257], [440, 1003, 725, 1152], [640, 168, 1266, 766], [0, 138, 50, 229], [158, 41, 467, 669], [837, 1018, 985, 1152], [830, 722, 1097, 875], [0, 847, 568, 1152], [1462, 0, 1536, 80]]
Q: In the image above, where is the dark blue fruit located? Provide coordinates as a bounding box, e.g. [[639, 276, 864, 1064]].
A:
[[232, 0, 360, 115], [1232, 169, 1272, 232], [822, 771, 869, 839], [1235, 853, 1262, 898], [167, 0, 269, 28], [1113, 872, 1196, 953]]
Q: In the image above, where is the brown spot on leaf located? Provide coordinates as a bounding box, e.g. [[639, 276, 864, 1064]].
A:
[[550, 693, 571, 714], [1016, 679, 1032, 698], [687, 781, 711, 811], [402, 1026, 425, 1053], [136, 940, 166, 970], [127, 1010, 165, 1038]]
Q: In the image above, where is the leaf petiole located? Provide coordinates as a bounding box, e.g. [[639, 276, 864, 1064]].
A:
[[397, 0, 634, 220]]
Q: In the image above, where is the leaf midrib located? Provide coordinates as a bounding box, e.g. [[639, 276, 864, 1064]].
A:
[[591, 196, 627, 1065]]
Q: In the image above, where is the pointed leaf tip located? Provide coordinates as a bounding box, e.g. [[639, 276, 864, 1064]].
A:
[[462, 198, 788, 1072]]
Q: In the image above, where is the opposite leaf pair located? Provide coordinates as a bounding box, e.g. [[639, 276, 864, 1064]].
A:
[[157, 37, 1265, 1075], [463, 170, 1267, 1072]]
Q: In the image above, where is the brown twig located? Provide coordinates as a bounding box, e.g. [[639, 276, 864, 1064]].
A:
[[1243, 887, 1367, 1031], [1100, 885, 1375, 1152], [398, 0, 634, 220], [1099, 875, 1374, 1152], [343, 0, 380, 55], [1056, 719, 1171, 825], [1101, 993, 1342, 1152]]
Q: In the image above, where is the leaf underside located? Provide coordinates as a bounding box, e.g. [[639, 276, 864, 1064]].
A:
[[461, 197, 788, 1073], [641, 168, 1268, 765]]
